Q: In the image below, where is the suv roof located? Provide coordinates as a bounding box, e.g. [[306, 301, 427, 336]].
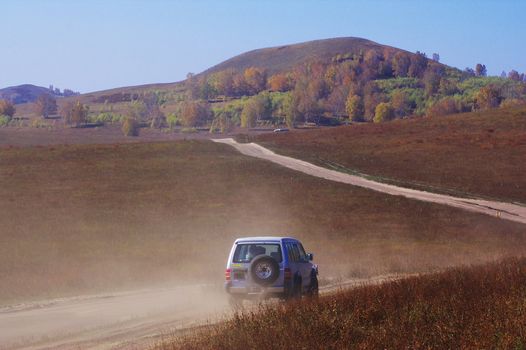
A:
[[234, 236, 298, 243]]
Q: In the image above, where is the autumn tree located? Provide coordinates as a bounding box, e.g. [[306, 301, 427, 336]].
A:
[[240, 93, 272, 128], [185, 73, 200, 100], [0, 99, 15, 117], [345, 93, 364, 121], [363, 81, 385, 121], [62, 101, 88, 126], [326, 85, 349, 117], [244, 67, 267, 95], [475, 85, 501, 110], [408, 51, 428, 78], [426, 97, 459, 117], [233, 73, 249, 96], [423, 66, 445, 96], [475, 63, 487, 77], [122, 117, 139, 136], [373, 102, 395, 123], [35, 94, 57, 118], [211, 70, 236, 96], [508, 70, 521, 81], [392, 52, 411, 77], [391, 90, 411, 117], [180, 100, 210, 127], [268, 73, 292, 92]]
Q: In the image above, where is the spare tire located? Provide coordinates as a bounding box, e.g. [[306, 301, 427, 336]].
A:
[[249, 254, 280, 286]]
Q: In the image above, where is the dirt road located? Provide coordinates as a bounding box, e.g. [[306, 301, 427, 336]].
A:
[[213, 138, 526, 225], [0, 285, 229, 350], [0, 275, 408, 350]]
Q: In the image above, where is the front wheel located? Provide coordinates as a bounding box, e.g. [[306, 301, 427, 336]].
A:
[[307, 274, 319, 298]]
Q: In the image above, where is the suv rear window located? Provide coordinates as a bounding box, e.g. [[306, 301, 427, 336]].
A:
[[233, 243, 283, 263]]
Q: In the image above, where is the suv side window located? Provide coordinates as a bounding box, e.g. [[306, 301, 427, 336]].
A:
[[296, 243, 307, 262], [286, 242, 299, 262]]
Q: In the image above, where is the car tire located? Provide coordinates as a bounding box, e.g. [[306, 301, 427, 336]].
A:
[[292, 277, 303, 299], [249, 254, 280, 286], [307, 273, 319, 298]]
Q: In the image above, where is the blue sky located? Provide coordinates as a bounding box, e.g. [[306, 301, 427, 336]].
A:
[[3, 0, 526, 92]]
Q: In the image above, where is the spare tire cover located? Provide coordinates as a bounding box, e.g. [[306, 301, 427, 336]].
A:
[[249, 254, 280, 286]]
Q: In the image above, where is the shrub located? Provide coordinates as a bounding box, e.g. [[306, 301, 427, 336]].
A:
[[426, 97, 460, 117], [181, 127, 198, 133], [166, 113, 180, 129], [373, 102, 395, 123], [0, 115, 11, 127], [122, 117, 139, 136], [62, 101, 89, 126], [0, 99, 15, 117]]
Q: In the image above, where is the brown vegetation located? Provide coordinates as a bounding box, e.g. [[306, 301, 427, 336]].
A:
[[0, 99, 15, 117], [156, 258, 526, 350], [1, 141, 525, 305], [251, 105, 526, 203]]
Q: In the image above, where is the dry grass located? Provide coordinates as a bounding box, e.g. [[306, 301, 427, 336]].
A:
[[250, 105, 526, 203], [155, 257, 526, 350], [0, 140, 525, 305]]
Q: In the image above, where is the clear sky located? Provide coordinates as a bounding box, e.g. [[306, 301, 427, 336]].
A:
[[3, 0, 526, 93]]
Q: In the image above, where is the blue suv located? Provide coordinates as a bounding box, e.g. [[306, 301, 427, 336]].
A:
[[224, 237, 318, 305]]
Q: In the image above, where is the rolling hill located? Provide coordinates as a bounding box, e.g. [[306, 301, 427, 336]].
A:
[[0, 84, 60, 104], [201, 36, 417, 75], [32, 36, 447, 106]]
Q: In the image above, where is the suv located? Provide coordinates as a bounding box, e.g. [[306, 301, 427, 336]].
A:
[[224, 237, 318, 305]]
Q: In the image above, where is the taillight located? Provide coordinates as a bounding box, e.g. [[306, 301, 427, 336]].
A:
[[225, 268, 231, 281], [284, 268, 292, 281]]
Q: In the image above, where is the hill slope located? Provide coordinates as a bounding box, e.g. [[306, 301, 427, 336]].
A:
[[202, 37, 414, 75], [55, 36, 435, 105], [250, 105, 526, 203], [0, 84, 60, 104]]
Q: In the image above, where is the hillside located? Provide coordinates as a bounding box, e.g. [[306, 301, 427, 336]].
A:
[[7, 37, 525, 133], [249, 105, 526, 203], [201, 37, 416, 75], [157, 258, 526, 350], [1, 140, 524, 304], [0, 84, 60, 104]]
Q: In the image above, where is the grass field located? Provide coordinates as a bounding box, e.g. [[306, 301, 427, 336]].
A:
[[249, 105, 526, 203], [0, 140, 525, 305], [157, 257, 526, 350]]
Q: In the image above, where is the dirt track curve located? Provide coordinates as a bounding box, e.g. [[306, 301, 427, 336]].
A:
[[213, 138, 526, 225]]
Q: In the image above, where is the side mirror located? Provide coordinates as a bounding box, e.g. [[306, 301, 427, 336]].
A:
[[307, 253, 314, 261]]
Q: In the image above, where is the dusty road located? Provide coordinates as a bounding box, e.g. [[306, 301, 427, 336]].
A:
[[213, 138, 526, 225], [0, 284, 229, 350], [0, 275, 406, 350]]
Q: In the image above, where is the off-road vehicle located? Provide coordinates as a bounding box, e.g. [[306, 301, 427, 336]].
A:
[[224, 237, 318, 305]]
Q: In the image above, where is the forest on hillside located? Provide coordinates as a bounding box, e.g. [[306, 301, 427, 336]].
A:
[[2, 48, 526, 134]]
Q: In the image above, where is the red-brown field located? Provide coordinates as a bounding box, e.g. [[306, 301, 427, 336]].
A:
[[249, 105, 526, 203], [1, 140, 525, 305], [155, 257, 526, 350]]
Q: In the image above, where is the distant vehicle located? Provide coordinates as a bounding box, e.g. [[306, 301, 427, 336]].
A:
[[224, 236, 318, 306], [273, 128, 289, 133]]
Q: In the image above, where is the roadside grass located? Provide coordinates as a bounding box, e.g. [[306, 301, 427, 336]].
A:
[[154, 257, 526, 350], [248, 105, 526, 203], [0, 141, 525, 305]]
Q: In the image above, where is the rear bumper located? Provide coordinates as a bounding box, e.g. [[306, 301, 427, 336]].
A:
[[225, 282, 284, 295]]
